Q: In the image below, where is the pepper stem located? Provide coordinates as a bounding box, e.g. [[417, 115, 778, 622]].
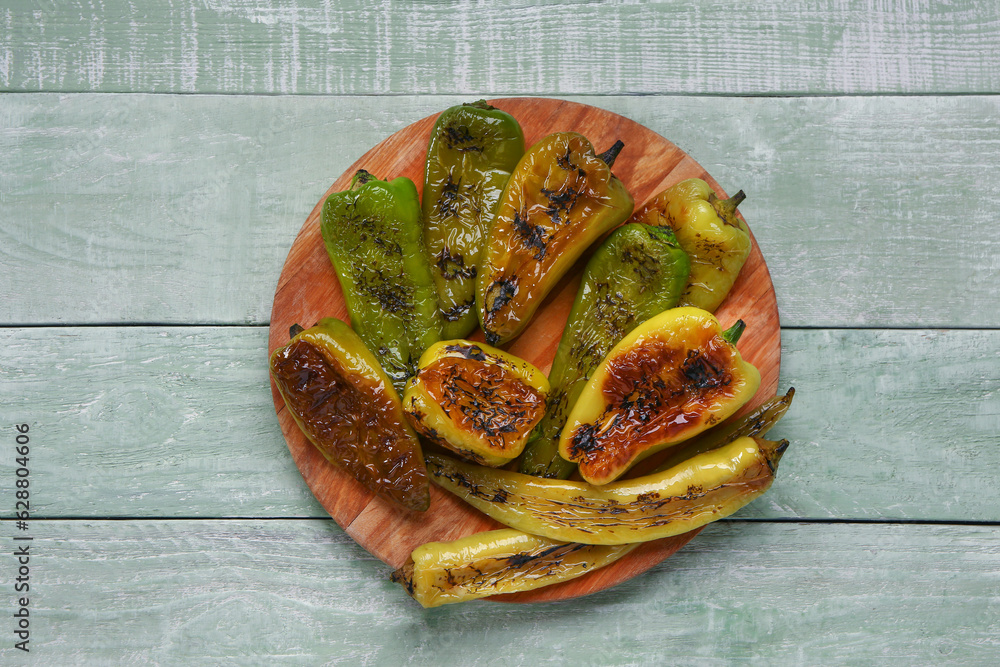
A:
[[464, 100, 495, 111], [758, 437, 790, 472], [289, 323, 305, 339], [598, 140, 625, 168], [721, 319, 746, 345], [351, 169, 376, 188], [708, 190, 746, 228]]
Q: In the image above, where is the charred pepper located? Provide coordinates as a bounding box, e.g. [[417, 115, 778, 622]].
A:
[[559, 307, 760, 486], [427, 435, 787, 545], [630, 178, 751, 312], [518, 223, 690, 478], [269, 318, 430, 512], [321, 170, 441, 391], [423, 101, 525, 338], [390, 529, 636, 608], [398, 389, 794, 604], [403, 340, 549, 467], [477, 132, 635, 345]]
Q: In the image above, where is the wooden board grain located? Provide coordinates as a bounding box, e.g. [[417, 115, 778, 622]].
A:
[[0, 326, 1000, 525], [4, 520, 998, 664], [4, 1, 1000, 95], [3, 328, 999, 522], [267, 98, 780, 602], [5, 93, 1000, 328]]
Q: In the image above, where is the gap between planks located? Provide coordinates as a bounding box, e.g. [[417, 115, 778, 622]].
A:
[[7, 517, 999, 527]]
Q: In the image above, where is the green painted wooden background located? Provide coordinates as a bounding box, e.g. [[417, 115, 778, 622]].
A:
[[1, 1, 998, 664]]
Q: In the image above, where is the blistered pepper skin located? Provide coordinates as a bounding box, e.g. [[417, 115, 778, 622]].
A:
[[397, 389, 794, 603], [630, 178, 751, 313], [390, 529, 636, 607], [519, 223, 690, 479], [269, 318, 430, 512], [402, 340, 549, 467], [477, 132, 635, 345], [423, 102, 525, 339], [321, 170, 442, 391], [427, 435, 787, 545], [559, 307, 761, 486]]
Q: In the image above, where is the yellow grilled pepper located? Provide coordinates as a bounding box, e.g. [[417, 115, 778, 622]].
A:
[[477, 132, 634, 345], [631, 178, 750, 312], [559, 307, 760, 486], [402, 340, 549, 467], [426, 435, 787, 545], [394, 389, 794, 605], [390, 529, 636, 608]]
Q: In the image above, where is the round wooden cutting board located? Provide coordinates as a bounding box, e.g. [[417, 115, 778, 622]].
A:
[[269, 98, 781, 604]]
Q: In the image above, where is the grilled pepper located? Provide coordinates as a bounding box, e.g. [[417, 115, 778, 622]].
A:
[[399, 389, 794, 604], [423, 101, 525, 339], [559, 307, 760, 486], [655, 387, 795, 472], [391, 529, 636, 608], [269, 318, 430, 512], [519, 223, 691, 478], [321, 170, 441, 391], [427, 435, 787, 545], [477, 132, 635, 345], [403, 340, 549, 467], [630, 178, 750, 312]]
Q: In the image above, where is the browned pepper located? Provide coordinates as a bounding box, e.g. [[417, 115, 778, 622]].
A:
[[476, 132, 634, 345], [402, 340, 549, 467], [270, 318, 430, 511], [559, 307, 760, 486]]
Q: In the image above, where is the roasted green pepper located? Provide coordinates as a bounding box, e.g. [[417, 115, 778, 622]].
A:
[[630, 178, 750, 312], [423, 101, 525, 339], [518, 223, 691, 478], [402, 340, 549, 467], [321, 170, 441, 391], [269, 319, 430, 512], [477, 132, 635, 345], [390, 529, 636, 608], [559, 307, 760, 485], [427, 435, 787, 545]]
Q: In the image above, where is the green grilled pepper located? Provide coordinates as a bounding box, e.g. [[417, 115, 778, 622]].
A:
[[321, 170, 441, 391], [477, 132, 635, 346], [423, 101, 525, 339], [630, 178, 750, 312], [518, 223, 691, 478]]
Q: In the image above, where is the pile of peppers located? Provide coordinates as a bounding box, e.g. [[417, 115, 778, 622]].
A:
[[270, 101, 790, 607]]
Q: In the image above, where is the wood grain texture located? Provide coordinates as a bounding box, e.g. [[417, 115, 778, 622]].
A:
[[3, 93, 998, 327], [0, 326, 324, 519], [3, 1, 1000, 95], [2, 520, 996, 664], [1, 327, 998, 522], [268, 98, 780, 602]]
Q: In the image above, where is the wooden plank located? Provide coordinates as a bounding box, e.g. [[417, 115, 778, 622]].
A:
[[1, 327, 998, 522], [3, 1, 999, 95], [2, 93, 998, 327], [0, 326, 325, 519], [1, 520, 996, 664]]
